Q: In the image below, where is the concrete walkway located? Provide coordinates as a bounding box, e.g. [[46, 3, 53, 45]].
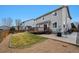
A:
[[0, 34, 12, 52], [39, 32, 77, 45]]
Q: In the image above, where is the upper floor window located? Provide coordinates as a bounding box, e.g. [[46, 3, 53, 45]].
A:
[[43, 17, 44, 20], [34, 19, 36, 21], [63, 25, 65, 28], [53, 22, 57, 28], [53, 12, 57, 16]]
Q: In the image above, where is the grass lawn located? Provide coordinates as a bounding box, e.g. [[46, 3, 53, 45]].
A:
[[10, 32, 47, 48]]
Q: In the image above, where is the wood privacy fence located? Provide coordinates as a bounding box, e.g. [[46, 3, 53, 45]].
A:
[[0, 30, 9, 43]]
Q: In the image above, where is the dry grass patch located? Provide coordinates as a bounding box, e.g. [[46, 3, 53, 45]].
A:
[[10, 32, 47, 48]]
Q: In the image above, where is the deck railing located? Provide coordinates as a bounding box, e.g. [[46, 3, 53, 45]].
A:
[[29, 27, 52, 34]]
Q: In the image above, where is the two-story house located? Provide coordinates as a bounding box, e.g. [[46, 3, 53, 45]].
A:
[[21, 6, 72, 33]]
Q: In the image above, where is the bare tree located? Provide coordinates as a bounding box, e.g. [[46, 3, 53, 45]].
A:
[[15, 19, 22, 31], [2, 17, 13, 27]]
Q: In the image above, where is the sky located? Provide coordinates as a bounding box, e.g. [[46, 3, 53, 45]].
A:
[[0, 5, 79, 26]]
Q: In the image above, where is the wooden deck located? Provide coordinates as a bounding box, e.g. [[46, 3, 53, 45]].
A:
[[29, 27, 52, 34]]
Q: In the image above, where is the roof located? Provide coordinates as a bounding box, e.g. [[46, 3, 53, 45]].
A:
[[20, 19, 35, 25], [21, 6, 72, 25], [66, 6, 72, 19], [35, 6, 72, 20]]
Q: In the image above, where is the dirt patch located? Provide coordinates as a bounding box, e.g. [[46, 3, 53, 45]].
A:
[[0, 34, 79, 53], [0, 30, 9, 43]]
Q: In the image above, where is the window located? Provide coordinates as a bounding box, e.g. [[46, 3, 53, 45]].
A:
[[53, 12, 57, 16], [63, 25, 65, 28], [34, 19, 36, 21], [43, 17, 44, 20], [53, 22, 57, 28]]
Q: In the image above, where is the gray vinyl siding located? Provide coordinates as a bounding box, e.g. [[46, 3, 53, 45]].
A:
[[35, 8, 62, 33], [61, 7, 71, 33]]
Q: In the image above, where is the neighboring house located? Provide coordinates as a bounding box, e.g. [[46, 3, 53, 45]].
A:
[[73, 22, 79, 28], [71, 22, 79, 32], [20, 19, 36, 30], [0, 26, 10, 30], [21, 6, 72, 33]]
